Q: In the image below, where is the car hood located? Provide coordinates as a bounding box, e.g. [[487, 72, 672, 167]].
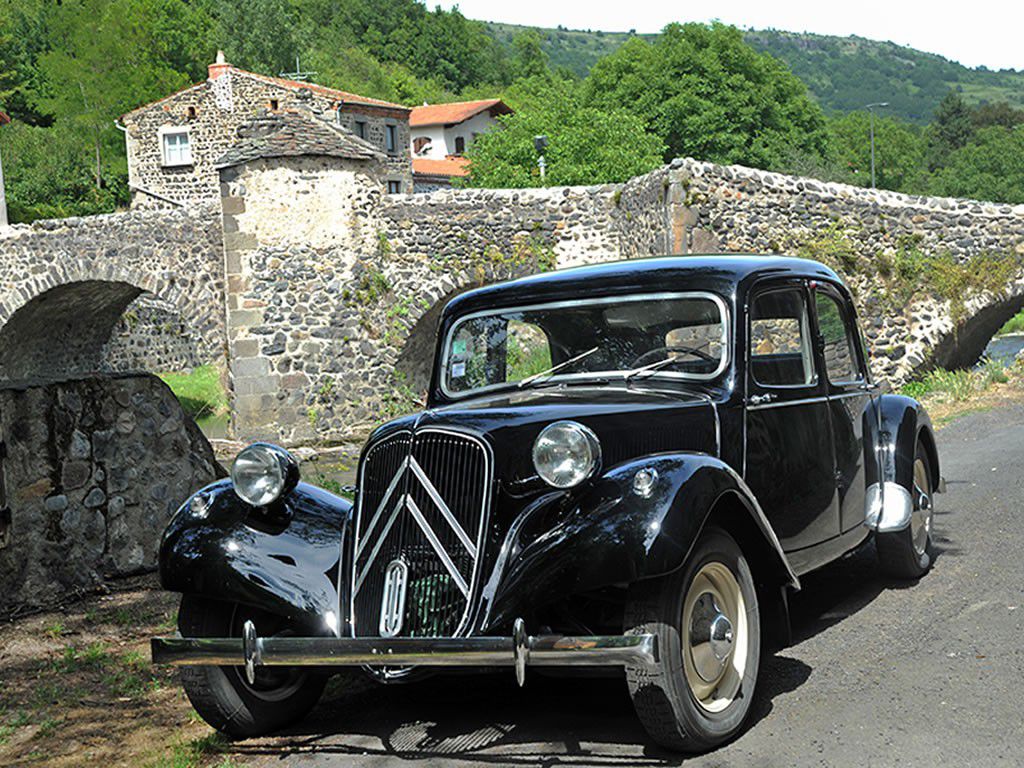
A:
[[409, 384, 720, 484]]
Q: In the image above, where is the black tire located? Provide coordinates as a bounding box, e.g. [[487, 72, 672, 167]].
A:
[[877, 440, 935, 579], [624, 527, 760, 753], [177, 595, 327, 738]]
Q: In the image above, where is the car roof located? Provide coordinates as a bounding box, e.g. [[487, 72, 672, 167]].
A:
[[445, 254, 842, 317]]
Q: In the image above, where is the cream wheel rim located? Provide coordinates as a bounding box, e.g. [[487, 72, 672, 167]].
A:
[[681, 561, 747, 713], [911, 457, 933, 557]]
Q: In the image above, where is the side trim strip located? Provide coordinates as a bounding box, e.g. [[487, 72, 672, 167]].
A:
[[746, 390, 867, 411]]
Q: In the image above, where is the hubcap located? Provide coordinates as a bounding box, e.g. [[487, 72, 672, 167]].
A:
[[682, 562, 747, 713], [910, 457, 933, 557]]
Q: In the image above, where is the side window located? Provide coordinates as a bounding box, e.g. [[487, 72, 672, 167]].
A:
[[815, 291, 862, 384], [750, 288, 816, 387]]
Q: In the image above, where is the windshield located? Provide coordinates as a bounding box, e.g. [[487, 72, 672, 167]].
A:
[[441, 292, 728, 397]]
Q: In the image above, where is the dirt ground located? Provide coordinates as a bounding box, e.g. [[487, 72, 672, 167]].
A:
[[0, 575, 232, 768]]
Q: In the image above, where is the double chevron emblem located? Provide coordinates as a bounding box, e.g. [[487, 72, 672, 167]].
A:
[[354, 456, 477, 604]]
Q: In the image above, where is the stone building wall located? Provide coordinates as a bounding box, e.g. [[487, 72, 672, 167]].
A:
[[123, 68, 412, 210], [0, 373, 221, 615]]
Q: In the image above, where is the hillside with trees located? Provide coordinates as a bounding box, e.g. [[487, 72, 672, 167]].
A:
[[1, 1, 1023, 223]]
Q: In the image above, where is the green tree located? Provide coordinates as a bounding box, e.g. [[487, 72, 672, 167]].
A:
[[461, 76, 664, 188], [929, 126, 1024, 204], [927, 90, 973, 170], [214, 0, 295, 76], [512, 29, 548, 79], [583, 22, 827, 169], [34, 0, 210, 192], [826, 111, 927, 191], [970, 101, 1024, 131]]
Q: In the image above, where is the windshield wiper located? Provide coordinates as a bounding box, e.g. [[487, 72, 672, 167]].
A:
[[623, 354, 684, 385], [518, 346, 599, 388]]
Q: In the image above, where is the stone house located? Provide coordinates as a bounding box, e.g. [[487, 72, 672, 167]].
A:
[[409, 99, 511, 191], [120, 52, 413, 210]]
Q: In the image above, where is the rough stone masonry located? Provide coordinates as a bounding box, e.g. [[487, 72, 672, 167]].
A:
[[0, 373, 221, 616]]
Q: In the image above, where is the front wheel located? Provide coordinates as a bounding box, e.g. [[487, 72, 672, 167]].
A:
[[624, 527, 760, 752], [177, 595, 327, 738]]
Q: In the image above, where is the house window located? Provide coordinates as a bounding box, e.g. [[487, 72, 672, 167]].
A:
[[413, 136, 431, 155], [454, 136, 465, 155], [354, 120, 367, 139], [269, 99, 279, 111], [161, 129, 192, 167], [385, 123, 397, 153], [387, 180, 402, 194], [186, 106, 197, 121]]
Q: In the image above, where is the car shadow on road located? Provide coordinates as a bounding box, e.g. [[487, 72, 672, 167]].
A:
[[230, 525, 957, 765]]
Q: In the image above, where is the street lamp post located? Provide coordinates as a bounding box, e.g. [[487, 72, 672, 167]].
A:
[[534, 135, 548, 182], [864, 102, 889, 188]]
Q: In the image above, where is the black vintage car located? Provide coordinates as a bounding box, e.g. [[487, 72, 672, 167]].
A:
[[153, 255, 942, 752]]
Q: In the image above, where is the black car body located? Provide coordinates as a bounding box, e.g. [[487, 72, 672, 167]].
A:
[[154, 255, 941, 750]]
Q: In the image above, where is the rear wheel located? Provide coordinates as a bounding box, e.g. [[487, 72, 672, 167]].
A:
[[177, 595, 327, 738], [877, 440, 934, 579], [624, 527, 760, 752]]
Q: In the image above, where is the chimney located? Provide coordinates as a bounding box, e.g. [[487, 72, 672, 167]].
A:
[[208, 50, 230, 80]]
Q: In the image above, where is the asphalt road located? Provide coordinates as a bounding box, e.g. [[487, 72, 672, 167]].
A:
[[237, 403, 1024, 767]]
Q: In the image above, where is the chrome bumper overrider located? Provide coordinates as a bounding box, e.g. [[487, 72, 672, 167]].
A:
[[151, 618, 658, 686]]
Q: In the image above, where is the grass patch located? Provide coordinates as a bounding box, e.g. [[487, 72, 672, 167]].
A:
[[147, 733, 230, 768], [997, 309, 1024, 336], [158, 365, 228, 422], [901, 358, 1013, 403]]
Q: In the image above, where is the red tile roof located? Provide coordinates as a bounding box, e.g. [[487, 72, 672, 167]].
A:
[[410, 99, 512, 127], [412, 156, 471, 178]]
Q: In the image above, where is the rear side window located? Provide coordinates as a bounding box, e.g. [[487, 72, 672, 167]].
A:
[[750, 289, 816, 387], [815, 292, 862, 383]]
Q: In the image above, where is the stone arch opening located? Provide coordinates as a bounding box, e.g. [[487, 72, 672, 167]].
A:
[[393, 287, 470, 396], [930, 293, 1024, 371]]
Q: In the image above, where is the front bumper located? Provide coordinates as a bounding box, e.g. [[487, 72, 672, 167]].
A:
[[152, 618, 658, 686]]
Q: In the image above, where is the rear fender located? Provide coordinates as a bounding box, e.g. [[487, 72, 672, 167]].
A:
[[159, 479, 351, 636], [865, 394, 941, 531], [481, 453, 798, 630]]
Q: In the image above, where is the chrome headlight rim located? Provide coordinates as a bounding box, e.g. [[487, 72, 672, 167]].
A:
[[532, 420, 602, 489], [230, 442, 299, 507]]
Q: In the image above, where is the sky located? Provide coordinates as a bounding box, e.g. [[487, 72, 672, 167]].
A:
[[435, 1, 1024, 71]]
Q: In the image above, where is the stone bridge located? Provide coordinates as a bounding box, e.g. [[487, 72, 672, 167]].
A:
[[2, 152, 1024, 445], [0, 209, 224, 382]]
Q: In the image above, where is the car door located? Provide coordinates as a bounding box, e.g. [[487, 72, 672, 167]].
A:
[[811, 282, 873, 534], [744, 279, 840, 552]]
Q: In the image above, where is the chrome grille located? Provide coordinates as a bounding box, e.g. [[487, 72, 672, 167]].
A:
[[351, 428, 491, 638]]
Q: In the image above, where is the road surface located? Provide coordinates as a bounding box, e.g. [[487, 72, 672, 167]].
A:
[[234, 402, 1024, 767]]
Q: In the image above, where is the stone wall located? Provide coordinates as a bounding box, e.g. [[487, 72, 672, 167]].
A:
[[0, 373, 221, 616], [124, 69, 412, 210], [0, 208, 224, 384], [102, 295, 212, 373], [668, 158, 1024, 383]]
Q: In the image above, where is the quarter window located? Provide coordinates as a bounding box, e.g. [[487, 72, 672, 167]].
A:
[[161, 129, 192, 166], [815, 292, 862, 383], [750, 288, 816, 387]]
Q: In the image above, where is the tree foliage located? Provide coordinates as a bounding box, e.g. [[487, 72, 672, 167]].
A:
[[461, 76, 664, 188], [929, 126, 1024, 204], [583, 23, 828, 169]]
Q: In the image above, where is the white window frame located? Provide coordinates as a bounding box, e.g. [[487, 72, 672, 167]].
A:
[[159, 126, 193, 167]]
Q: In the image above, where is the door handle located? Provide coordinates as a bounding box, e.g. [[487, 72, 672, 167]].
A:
[[748, 393, 776, 406]]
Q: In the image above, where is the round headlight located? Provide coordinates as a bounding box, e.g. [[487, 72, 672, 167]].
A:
[[230, 443, 298, 507], [532, 421, 601, 489]]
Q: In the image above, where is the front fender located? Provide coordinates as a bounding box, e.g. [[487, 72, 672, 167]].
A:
[[865, 394, 941, 531], [159, 479, 351, 635], [482, 453, 797, 630]]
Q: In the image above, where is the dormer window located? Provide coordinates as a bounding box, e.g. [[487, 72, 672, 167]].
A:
[[160, 127, 192, 167]]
